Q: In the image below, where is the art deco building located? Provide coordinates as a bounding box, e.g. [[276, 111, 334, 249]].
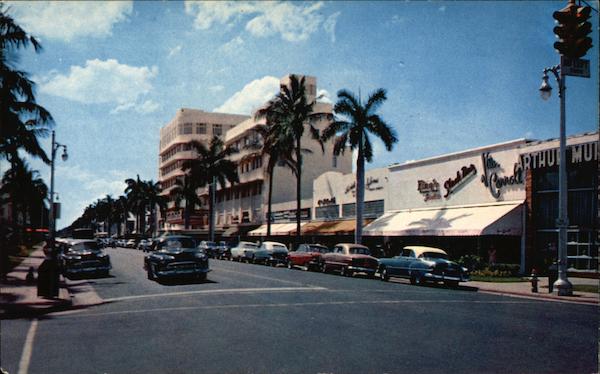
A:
[[157, 75, 352, 235]]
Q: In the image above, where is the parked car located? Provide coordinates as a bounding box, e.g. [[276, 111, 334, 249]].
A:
[[255, 241, 289, 266], [137, 239, 152, 252], [197, 241, 219, 258], [144, 236, 210, 281], [230, 241, 260, 262], [216, 241, 230, 259], [125, 239, 137, 248], [377, 246, 470, 287], [59, 239, 111, 277], [321, 243, 378, 278], [288, 243, 331, 271]]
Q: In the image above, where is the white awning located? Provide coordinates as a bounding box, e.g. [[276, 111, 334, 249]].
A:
[[363, 201, 523, 237], [248, 223, 306, 236]]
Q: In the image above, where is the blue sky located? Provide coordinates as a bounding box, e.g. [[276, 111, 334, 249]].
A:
[[3, 1, 598, 229]]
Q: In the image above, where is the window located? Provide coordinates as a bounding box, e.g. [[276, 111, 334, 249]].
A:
[[213, 124, 222, 136], [183, 123, 193, 134], [196, 123, 206, 134]]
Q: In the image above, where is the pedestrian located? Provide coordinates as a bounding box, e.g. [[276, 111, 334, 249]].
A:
[[487, 245, 497, 266]]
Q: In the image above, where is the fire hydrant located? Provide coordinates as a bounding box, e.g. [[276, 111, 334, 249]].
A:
[[530, 268, 539, 293]]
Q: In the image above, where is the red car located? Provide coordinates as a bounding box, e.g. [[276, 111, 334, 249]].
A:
[[321, 243, 378, 278], [287, 244, 331, 271]]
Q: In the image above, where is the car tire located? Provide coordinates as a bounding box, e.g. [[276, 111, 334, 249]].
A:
[[444, 280, 459, 288], [411, 273, 423, 286], [322, 263, 328, 273], [197, 272, 207, 282], [340, 266, 347, 277], [147, 264, 155, 280], [380, 266, 389, 282], [287, 261, 293, 270], [304, 263, 311, 271]]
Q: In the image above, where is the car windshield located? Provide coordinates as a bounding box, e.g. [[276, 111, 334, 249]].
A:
[[310, 245, 329, 253], [420, 252, 449, 260], [204, 241, 216, 246], [159, 238, 195, 249], [243, 243, 258, 249], [70, 242, 99, 251], [272, 245, 287, 250], [349, 247, 370, 255]]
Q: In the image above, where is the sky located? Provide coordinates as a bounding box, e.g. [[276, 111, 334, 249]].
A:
[[3, 1, 598, 229]]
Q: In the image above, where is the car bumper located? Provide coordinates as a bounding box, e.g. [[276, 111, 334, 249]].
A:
[[347, 266, 376, 275], [424, 273, 469, 282], [156, 268, 211, 277], [65, 265, 111, 274]]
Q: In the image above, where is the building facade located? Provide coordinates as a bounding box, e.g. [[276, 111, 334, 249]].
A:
[[158, 75, 352, 236], [363, 132, 598, 274]]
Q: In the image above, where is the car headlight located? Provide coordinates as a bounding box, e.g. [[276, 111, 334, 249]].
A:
[[195, 252, 208, 260], [461, 267, 469, 273], [66, 255, 82, 260], [97, 253, 107, 258], [157, 255, 175, 261]]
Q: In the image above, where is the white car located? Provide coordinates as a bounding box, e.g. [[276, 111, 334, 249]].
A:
[[229, 241, 260, 262]]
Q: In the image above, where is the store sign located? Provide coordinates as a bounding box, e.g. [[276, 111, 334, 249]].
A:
[[520, 141, 598, 170], [345, 177, 383, 197], [268, 208, 311, 223], [480, 153, 523, 199], [166, 209, 182, 221], [317, 197, 336, 206], [443, 164, 477, 198], [417, 179, 441, 201]]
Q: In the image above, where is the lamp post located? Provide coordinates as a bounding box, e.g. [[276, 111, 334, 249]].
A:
[[539, 65, 573, 296], [49, 130, 68, 251]]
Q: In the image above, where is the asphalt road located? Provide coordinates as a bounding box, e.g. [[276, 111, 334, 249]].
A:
[[2, 247, 597, 374]]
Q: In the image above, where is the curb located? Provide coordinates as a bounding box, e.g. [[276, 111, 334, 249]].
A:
[[476, 287, 598, 305]]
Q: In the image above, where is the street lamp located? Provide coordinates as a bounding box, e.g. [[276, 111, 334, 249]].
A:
[[539, 65, 573, 296], [49, 130, 68, 251]]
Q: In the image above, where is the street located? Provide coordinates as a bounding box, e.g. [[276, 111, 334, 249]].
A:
[[2, 247, 597, 374]]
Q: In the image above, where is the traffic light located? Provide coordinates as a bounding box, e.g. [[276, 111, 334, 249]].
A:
[[552, 2, 593, 58]]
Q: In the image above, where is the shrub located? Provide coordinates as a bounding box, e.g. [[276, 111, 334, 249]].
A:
[[457, 255, 485, 271]]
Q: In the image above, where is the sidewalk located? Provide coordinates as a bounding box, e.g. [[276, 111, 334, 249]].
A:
[[470, 276, 598, 305], [0, 245, 72, 318]]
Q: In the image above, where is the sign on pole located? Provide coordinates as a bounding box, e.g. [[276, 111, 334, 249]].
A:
[[561, 56, 590, 78]]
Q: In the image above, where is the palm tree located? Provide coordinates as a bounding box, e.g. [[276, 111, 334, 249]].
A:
[[143, 180, 167, 237], [0, 5, 52, 167], [111, 195, 129, 236], [0, 159, 48, 233], [322, 88, 398, 244], [182, 136, 239, 240], [169, 173, 203, 230], [246, 122, 305, 237], [255, 75, 328, 245], [125, 175, 146, 234]]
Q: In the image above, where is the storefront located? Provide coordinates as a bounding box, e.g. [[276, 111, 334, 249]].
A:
[[521, 132, 598, 273], [364, 139, 527, 269]]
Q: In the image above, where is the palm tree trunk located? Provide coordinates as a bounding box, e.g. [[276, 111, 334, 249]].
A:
[[355, 134, 365, 244], [295, 137, 302, 248], [184, 201, 190, 230], [209, 178, 215, 242], [267, 167, 274, 237]]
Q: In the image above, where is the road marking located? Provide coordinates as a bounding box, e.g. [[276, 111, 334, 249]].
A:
[[103, 286, 328, 302], [58, 299, 540, 319], [18, 319, 37, 374]]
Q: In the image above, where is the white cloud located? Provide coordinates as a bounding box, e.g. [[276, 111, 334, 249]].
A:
[[323, 12, 340, 43], [168, 45, 182, 58], [7, 1, 133, 42], [317, 89, 332, 104], [214, 76, 280, 115], [56, 165, 128, 198], [219, 36, 244, 54], [185, 1, 330, 42], [40, 59, 158, 113]]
